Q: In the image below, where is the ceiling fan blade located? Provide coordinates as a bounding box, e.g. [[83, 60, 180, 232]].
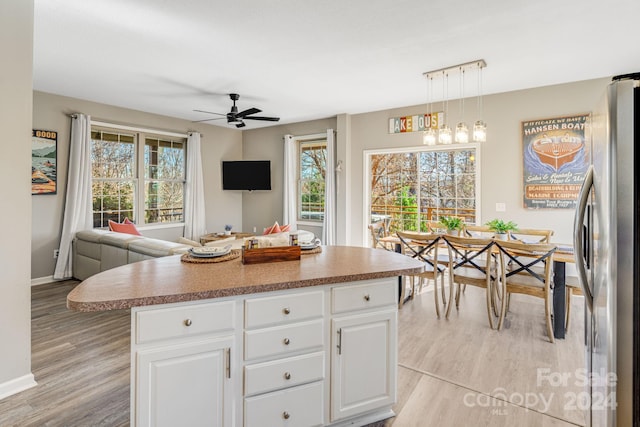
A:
[[235, 121, 246, 128], [193, 109, 226, 116], [236, 107, 261, 118], [243, 116, 280, 122], [192, 117, 226, 123]]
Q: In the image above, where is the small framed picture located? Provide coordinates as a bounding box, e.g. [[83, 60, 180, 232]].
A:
[[32, 129, 57, 195]]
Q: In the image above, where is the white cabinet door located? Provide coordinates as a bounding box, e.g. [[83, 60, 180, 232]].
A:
[[331, 308, 397, 422], [135, 336, 234, 427]]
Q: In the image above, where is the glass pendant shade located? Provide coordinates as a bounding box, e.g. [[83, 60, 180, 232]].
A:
[[455, 122, 469, 143], [438, 125, 452, 144], [423, 128, 437, 145], [473, 120, 487, 142]]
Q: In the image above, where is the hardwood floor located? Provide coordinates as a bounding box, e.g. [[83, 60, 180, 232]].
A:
[[0, 281, 130, 427], [0, 279, 586, 426]]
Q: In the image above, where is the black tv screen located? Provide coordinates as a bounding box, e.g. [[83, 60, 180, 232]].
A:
[[222, 160, 271, 191]]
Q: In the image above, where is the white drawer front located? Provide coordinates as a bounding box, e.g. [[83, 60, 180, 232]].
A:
[[244, 351, 325, 397], [244, 290, 324, 329], [135, 300, 235, 344], [244, 319, 323, 360], [244, 381, 324, 427], [332, 279, 397, 314]]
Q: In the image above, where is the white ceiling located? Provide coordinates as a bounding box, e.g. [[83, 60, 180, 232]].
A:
[[33, 0, 640, 129]]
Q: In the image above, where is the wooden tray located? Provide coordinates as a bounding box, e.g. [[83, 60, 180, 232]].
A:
[[242, 245, 301, 264]]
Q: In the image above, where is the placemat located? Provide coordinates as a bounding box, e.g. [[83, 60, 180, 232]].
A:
[[301, 246, 322, 255], [181, 249, 241, 263]]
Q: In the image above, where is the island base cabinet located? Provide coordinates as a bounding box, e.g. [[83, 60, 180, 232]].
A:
[[330, 308, 397, 422], [244, 381, 324, 427], [134, 336, 234, 427]]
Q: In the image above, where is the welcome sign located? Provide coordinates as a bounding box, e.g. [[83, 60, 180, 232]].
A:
[[388, 112, 443, 134]]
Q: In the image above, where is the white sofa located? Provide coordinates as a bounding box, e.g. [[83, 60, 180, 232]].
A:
[[72, 229, 192, 280]]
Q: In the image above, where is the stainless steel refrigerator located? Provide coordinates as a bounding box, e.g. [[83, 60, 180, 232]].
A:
[[574, 73, 639, 427]]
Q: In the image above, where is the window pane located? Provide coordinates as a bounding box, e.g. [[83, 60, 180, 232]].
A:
[[299, 141, 326, 221], [369, 148, 477, 234], [145, 181, 184, 224]]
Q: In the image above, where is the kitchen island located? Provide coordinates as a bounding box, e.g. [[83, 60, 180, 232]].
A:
[[68, 245, 423, 427]]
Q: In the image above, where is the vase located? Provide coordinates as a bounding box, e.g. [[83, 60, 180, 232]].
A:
[[494, 233, 508, 240], [225, 230, 231, 236]]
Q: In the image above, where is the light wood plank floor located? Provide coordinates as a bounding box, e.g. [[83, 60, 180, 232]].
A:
[[0, 279, 586, 426]]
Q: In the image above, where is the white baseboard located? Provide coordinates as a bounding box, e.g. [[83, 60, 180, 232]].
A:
[[0, 373, 37, 400], [31, 275, 55, 286]]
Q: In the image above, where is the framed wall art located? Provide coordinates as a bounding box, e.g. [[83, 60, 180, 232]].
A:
[[32, 129, 57, 195], [522, 114, 589, 209]]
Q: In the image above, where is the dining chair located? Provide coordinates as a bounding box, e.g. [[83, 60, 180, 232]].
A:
[[463, 224, 494, 238], [368, 221, 393, 251], [442, 235, 500, 327], [509, 228, 554, 243], [396, 231, 446, 316], [494, 240, 557, 343]]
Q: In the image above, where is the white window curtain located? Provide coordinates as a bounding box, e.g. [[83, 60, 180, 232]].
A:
[[183, 132, 207, 241], [283, 134, 298, 230], [53, 114, 93, 279], [322, 129, 336, 245]]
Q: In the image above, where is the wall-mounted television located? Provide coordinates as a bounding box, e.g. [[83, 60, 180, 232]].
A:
[[222, 160, 271, 191]]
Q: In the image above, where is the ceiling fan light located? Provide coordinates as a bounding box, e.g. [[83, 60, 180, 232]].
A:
[[473, 120, 487, 142], [455, 122, 469, 143]]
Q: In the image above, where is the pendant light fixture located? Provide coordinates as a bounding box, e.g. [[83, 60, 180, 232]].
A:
[[423, 59, 486, 145], [472, 63, 487, 142], [438, 71, 452, 144], [454, 67, 469, 143], [423, 75, 437, 145]]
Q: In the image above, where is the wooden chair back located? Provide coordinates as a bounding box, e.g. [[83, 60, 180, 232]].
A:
[[368, 221, 391, 250], [494, 240, 557, 342], [509, 228, 554, 243]]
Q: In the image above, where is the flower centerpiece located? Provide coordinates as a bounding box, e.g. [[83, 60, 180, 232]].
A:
[[439, 216, 464, 235], [224, 224, 233, 235], [485, 219, 518, 240]]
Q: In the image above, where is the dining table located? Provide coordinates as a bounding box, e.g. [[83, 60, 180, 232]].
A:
[[379, 234, 575, 339]]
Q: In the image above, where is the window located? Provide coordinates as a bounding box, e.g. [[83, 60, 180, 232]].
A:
[[368, 146, 478, 233], [298, 138, 327, 222], [91, 126, 186, 228]]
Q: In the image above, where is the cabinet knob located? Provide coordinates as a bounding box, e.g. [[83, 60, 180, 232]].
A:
[[283, 337, 290, 345], [184, 319, 192, 327], [364, 294, 371, 301], [283, 411, 290, 420], [284, 372, 291, 380], [283, 307, 291, 315]]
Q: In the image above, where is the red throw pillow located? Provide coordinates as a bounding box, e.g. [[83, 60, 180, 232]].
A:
[[123, 218, 134, 224], [108, 219, 142, 236], [280, 224, 291, 232], [263, 221, 282, 235]]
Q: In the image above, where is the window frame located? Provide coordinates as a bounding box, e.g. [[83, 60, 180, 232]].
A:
[[363, 143, 481, 245], [293, 133, 327, 225], [90, 121, 187, 229]]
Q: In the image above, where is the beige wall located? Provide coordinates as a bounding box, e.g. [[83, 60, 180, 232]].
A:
[[32, 92, 244, 280], [243, 78, 610, 248], [0, 0, 34, 398]]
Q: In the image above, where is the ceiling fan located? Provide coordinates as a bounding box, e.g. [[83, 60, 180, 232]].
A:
[[193, 93, 280, 128]]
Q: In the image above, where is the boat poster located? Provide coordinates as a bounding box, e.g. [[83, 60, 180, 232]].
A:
[[32, 129, 57, 195], [522, 114, 589, 209]]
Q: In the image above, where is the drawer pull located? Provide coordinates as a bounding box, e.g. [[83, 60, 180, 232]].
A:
[[184, 319, 192, 327], [283, 307, 291, 315], [283, 411, 290, 420], [364, 294, 371, 301], [284, 372, 291, 380], [283, 337, 290, 345]]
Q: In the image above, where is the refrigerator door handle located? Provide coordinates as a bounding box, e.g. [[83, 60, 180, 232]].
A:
[[573, 165, 594, 312]]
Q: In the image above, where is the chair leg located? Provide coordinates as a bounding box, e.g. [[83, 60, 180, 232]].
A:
[[445, 273, 456, 318], [565, 288, 572, 332], [545, 293, 555, 343], [485, 282, 496, 329], [398, 276, 407, 309], [433, 274, 441, 318], [441, 273, 447, 305]]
